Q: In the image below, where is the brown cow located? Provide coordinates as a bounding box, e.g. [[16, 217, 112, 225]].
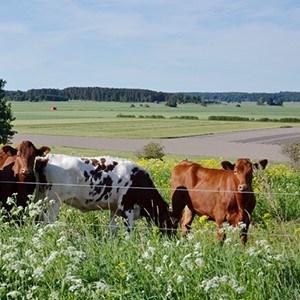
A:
[[171, 158, 268, 244], [0, 140, 51, 213]]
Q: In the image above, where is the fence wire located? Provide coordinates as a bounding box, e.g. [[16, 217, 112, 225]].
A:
[[0, 179, 299, 197]]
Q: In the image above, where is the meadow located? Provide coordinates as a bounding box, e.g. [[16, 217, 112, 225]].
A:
[[10, 101, 300, 138], [1, 101, 299, 299], [0, 158, 299, 299]]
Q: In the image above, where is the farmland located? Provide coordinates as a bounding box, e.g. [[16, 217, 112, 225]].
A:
[[1, 101, 299, 299], [10, 101, 300, 139]]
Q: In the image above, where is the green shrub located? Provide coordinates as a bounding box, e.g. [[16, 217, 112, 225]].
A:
[[135, 142, 165, 160], [281, 141, 300, 170], [208, 116, 250, 121], [170, 116, 199, 120]]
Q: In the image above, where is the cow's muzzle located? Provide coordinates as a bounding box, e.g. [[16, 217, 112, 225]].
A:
[[21, 168, 33, 175], [238, 184, 249, 192]]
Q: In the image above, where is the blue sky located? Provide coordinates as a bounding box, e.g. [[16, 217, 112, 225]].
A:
[[1, 0, 300, 92]]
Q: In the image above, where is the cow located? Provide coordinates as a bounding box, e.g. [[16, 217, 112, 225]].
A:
[[34, 154, 172, 235], [171, 158, 268, 244], [0, 140, 51, 213]]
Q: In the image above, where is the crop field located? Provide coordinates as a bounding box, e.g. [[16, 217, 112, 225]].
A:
[[1, 158, 299, 299], [10, 101, 300, 138]]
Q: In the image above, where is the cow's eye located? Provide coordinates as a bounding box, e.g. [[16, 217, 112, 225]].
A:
[[234, 170, 237, 174]]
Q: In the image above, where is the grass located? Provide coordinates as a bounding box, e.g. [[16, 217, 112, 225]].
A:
[[0, 158, 299, 299], [10, 101, 300, 138], [1, 101, 299, 298]]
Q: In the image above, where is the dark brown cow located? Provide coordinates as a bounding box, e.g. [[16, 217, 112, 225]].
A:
[[0, 140, 51, 212], [171, 158, 268, 244]]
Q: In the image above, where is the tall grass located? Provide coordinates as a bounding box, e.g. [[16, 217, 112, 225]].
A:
[[0, 158, 299, 299]]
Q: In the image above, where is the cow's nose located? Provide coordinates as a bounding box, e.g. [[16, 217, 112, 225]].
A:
[[21, 169, 32, 175], [238, 184, 248, 191]]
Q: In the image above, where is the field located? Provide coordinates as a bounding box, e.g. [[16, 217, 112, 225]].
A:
[[10, 101, 300, 138], [1, 101, 300, 299], [1, 158, 299, 299]]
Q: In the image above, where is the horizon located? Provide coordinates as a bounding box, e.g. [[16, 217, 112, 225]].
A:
[[1, 1, 300, 93], [5, 85, 300, 95]]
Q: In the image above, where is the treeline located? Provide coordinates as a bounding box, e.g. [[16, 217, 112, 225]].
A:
[[4, 87, 300, 103], [4, 87, 173, 103], [183, 91, 300, 103]]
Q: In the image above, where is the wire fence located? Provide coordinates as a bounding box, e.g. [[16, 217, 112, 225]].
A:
[[0, 179, 299, 197], [1, 178, 299, 240]]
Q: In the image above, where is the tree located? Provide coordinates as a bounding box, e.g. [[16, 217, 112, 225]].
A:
[[257, 96, 265, 106], [0, 79, 16, 144]]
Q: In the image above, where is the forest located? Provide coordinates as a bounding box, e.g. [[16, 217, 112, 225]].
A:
[[4, 87, 300, 103]]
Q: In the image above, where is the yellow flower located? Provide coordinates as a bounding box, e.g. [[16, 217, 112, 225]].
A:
[[199, 215, 209, 224], [294, 228, 300, 235]]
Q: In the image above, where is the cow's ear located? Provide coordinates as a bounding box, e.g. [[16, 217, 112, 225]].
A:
[[2, 145, 17, 156], [221, 161, 235, 170], [254, 159, 268, 170], [37, 146, 51, 157]]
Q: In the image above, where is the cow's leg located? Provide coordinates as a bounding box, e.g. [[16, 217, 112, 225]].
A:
[[123, 205, 140, 234], [41, 200, 61, 223], [109, 210, 119, 237], [216, 219, 226, 242], [240, 209, 251, 245], [171, 186, 189, 231], [180, 206, 195, 235]]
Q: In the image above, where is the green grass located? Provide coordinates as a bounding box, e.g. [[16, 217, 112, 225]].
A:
[[10, 101, 300, 138], [1, 157, 299, 299], [2, 102, 299, 298]]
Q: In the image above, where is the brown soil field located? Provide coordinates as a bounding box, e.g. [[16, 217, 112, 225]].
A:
[[12, 127, 300, 162]]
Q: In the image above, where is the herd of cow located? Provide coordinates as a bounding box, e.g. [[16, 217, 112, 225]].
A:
[[0, 140, 268, 244]]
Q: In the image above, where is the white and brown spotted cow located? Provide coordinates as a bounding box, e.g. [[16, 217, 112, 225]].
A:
[[34, 154, 172, 234]]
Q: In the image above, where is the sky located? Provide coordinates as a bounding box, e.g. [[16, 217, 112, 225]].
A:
[[1, 0, 300, 93]]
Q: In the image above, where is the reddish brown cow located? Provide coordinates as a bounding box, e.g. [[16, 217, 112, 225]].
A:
[[171, 158, 268, 244], [0, 140, 51, 212]]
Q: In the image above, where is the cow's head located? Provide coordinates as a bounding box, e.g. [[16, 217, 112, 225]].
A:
[[2, 140, 51, 178], [221, 158, 268, 192]]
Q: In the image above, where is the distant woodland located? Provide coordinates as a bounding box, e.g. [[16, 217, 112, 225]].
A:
[[4, 87, 300, 104]]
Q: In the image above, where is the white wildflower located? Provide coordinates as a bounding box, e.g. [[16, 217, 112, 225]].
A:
[[224, 237, 232, 244], [237, 222, 247, 228], [6, 197, 16, 206], [6, 291, 21, 299], [194, 242, 201, 250], [148, 246, 155, 254], [187, 233, 195, 240], [32, 266, 44, 280], [236, 286, 246, 294], [44, 251, 59, 265], [162, 255, 168, 263], [255, 240, 268, 247], [95, 281, 110, 292], [177, 275, 184, 283], [195, 257, 204, 267], [166, 284, 172, 297], [56, 235, 67, 245], [183, 253, 192, 261]]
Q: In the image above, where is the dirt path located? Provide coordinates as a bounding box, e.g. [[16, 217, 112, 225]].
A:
[[12, 127, 300, 162]]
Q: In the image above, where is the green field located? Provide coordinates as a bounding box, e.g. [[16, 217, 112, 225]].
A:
[[2, 101, 300, 299], [10, 101, 300, 138], [0, 158, 299, 299]]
